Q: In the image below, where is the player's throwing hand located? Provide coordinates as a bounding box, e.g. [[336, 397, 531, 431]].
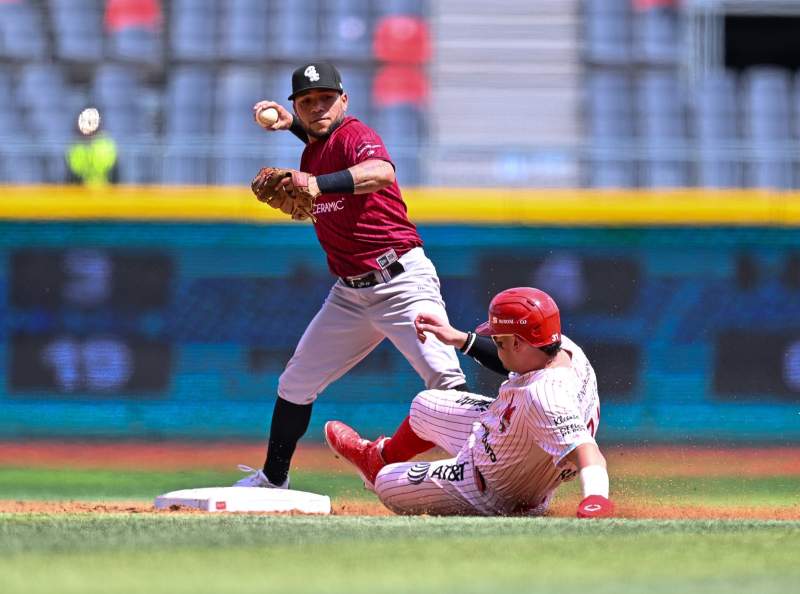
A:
[[253, 101, 294, 131]]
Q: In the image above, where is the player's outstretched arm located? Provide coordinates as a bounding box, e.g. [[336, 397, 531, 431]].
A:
[[415, 313, 508, 376], [565, 443, 614, 519], [349, 159, 395, 194], [414, 313, 468, 347]]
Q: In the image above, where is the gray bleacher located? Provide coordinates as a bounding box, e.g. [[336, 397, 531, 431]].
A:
[[163, 66, 215, 184], [170, 0, 218, 61], [742, 67, 793, 189], [634, 6, 679, 65], [374, 104, 425, 185], [215, 66, 270, 185], [637, 71, 688, 188], [268, 0, 320, 60], [219, 0, 270, 61], [320, 0, 371, 60], [0, 1, 48, 60], [692, 70, 739, 188], [337, 65, 371, 122], [92, 64, 142, 138], [377, 0, 426, 15], [587, 70, 634, 187], [50, 0, 104, 63], [585, 0, 630, 65], [109, 25, 162, 66]]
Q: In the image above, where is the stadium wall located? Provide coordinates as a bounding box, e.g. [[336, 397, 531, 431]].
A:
[[1, 187, 799, 443]]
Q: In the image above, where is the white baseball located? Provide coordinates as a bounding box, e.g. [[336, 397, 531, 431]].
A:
[[257, 107, 279, 127], [78, 107, 100, 135]]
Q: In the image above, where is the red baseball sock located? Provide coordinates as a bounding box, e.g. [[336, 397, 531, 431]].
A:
[[380, 416, 434, 463]]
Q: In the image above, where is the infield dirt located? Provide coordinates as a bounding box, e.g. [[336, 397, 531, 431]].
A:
[[1, 442, 798, 520]]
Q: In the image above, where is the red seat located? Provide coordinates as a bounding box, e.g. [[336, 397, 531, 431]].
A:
[[373, 15, 431, 64], [105, 0, 162, 32], [373, 65, 429, 107]]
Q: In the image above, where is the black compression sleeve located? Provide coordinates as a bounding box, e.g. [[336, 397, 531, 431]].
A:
[[289, 116, 309, 144], [465, 335, 508, 376], [316, 169, 355, 194], [263, 397, 312, 486]]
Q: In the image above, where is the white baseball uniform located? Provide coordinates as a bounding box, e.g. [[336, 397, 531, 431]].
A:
[[373, 335, 601, 516]]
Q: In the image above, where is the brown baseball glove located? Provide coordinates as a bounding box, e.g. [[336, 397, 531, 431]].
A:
[[251, 167, 317, 222], [283, 170, 321, 222]]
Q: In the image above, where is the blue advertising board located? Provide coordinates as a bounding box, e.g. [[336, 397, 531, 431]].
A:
[[1, 222, 799, 442]]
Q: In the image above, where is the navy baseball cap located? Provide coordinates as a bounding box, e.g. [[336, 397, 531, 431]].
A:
[[288, 62, 344, 100]]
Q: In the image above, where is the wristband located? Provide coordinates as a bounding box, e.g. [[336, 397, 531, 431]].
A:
[[579, 464, 609, 499], [316, 169, 355, 194], [289, 116, 308, 143], [460, 332, 476, 354]]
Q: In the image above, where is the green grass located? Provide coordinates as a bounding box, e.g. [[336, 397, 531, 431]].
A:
[[1, 467, 798, 507], [0, 467, 372, 501], [1, 467, 799, 594], [1, 515, 798, 594]]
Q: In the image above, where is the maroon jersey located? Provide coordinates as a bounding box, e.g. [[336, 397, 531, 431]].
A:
[[299, 116, 423, 278]]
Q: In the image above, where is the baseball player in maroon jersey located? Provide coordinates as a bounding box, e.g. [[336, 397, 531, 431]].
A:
[[236, 62, 467, 488], [325, 287, 614, 518]]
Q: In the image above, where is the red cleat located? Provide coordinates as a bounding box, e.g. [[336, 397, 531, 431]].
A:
[[324, 421, 387, 490]]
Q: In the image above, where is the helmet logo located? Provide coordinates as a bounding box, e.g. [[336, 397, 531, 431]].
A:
[[304, 66, 320, 82], [492, 316, 525, 325]]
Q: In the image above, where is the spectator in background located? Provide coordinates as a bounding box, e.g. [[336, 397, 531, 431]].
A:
[[65, 109, 119, 186]]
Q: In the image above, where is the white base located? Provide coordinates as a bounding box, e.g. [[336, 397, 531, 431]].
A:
[[154, 487, 331, 514]]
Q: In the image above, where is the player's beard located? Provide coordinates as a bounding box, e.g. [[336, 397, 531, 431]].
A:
[[304, 112, 345, 140]]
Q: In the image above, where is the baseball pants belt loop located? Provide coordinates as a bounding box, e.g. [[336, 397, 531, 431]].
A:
[[341, 261, 405, 289]]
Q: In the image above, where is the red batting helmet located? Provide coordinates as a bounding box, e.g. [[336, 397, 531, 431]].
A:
[[475, 287, 561, 348]]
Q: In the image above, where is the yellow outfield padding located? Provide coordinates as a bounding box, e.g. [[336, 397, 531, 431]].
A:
[[1, 185, 800, 226]]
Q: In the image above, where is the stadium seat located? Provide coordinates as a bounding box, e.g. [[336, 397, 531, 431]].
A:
[[170, 0, 218, 61], [220, 0, 270, 60], [586, 70, 635, 187], [216, 66, 269, 138], [319, 0, 371, 59], [374, 0, 426, 15], [587, 70, 634, 141], [585, 0, 630, 65], [374, 104, 425, 146], [633, 7, 679, 65], [1, 154, 46, 183], [163, 67, 214, 184], [337, 65, 371, 121], [692, 70, 739, 187], [51, 0, 104, 63], [0, 1, 48, 60], [589, 161, 635, 188], [93, 65, 144, 138], [109, 27, 162, 65], [267, 1, 319, 59], [216, 144, 268, 186], [268, 65, 296, 104], [373, 15, 431, 64], [93, 64, 140, 107], [105, 0, 161, 31], [742, 67, 792, 189], [373, 105, 425, 185], [18, 64, 67, 107], [162, 142, 212, 185], [164, 67, 214, 136], [637, 71, 688, 187]]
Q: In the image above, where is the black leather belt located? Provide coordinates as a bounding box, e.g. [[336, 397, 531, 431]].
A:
[[341, 261, 405, 289]]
